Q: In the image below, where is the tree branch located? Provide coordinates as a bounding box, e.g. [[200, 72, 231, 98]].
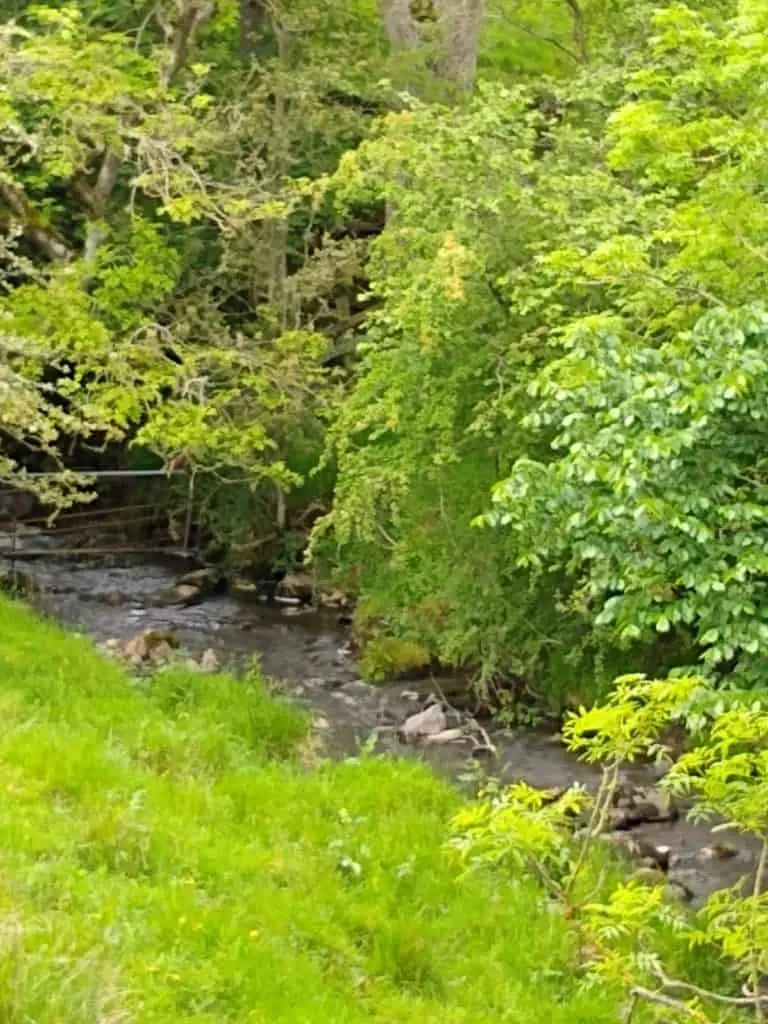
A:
[[630, 986, 704, 1019], [158, 0, 216, 86], [91, 149, 122, 214], [564, 0, 588, 64], [70, 148, 123, 265], [504, 17, 581, 64], [650, 965, 768, 1009], [0, 178, 72, 262]]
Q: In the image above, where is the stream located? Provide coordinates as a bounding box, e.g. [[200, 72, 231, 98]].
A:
[[0, 540, 761, 905]]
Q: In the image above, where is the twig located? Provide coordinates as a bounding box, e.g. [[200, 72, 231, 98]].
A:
[[502, 17, 581, 64], [134, 3, 159, 51], [620, 992, 638, 1024], [564, 761, 619, 901], [651, 965, 768, 1009], [751, 839, 768, 1022], [631, 985, 707, 1020], [564, 0, 588, 64], [467, 717, 498, 756]]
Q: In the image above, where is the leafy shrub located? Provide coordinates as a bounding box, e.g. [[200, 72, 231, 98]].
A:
[[451, 673, 768, 1021]]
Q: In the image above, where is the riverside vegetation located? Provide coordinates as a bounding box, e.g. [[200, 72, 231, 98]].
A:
[[2, 596, 768, 1021], [0, 594, 623, 1022], [3, 0, 768, 1019]]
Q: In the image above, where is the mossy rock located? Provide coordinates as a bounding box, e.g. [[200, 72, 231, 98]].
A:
[[359, 636, 432, 683]]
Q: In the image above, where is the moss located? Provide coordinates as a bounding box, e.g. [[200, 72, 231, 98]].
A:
[[359, 635, 433, 682]]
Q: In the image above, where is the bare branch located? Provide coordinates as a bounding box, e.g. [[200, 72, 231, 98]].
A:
[[70, 148, 122, 264], [504, 17, 581, 64], [91, 149, 122, 214], [630, 986, 703, 1019], [650, 965, 768, 1009], [72, 150, 122, 219]]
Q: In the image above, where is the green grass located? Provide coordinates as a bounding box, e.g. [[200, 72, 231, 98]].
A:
[[0, 596, 621, 1023]]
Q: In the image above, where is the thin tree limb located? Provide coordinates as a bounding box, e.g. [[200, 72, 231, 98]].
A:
[[620, 992, 638, 1024], [0, 179, 72, 261], [630, 986, 705, 1019], [158, 0, 216, 87], [564, 0, 588, 64], [72, 148, 123, 264], [504, 18, 581, 64], [651, 965, 768, 1008]]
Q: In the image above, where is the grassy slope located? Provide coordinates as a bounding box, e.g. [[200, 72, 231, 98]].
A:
[[0, 596, 619, 1023]]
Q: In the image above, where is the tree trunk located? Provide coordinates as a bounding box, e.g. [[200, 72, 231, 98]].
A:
[[378, 0, 484, 93], [378, 0, 423, 52], [434, 0, 483, 91], [0, 179, 72, 262], [239, 0, 268, 56], [158, 0, 216, 86]]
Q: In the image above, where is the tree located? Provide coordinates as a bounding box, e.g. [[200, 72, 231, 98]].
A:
[[487, 1, 768, 687], [0, 0, 382, 539]]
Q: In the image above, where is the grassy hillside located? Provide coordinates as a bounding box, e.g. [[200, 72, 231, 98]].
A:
[[0, 596, 619, 1022]]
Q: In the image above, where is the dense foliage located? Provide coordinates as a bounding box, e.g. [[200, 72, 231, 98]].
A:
[[3, 0, 768, 700], [314, 0, 768, 700]]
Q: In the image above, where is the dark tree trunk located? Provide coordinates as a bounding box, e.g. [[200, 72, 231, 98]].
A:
[[239, 0, 268, 55]]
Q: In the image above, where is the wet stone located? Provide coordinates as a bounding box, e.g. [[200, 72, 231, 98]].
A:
[[697, 842, 739, 863], [665, 881, 694, 904], [199, 648, 219, 672], [400, 704, 448, 741]]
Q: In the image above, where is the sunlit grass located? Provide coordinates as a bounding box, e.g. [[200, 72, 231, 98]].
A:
[[0, 596, 621, 1022]]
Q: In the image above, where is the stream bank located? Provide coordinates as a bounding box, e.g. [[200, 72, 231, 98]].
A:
[[0, 539, 760, 905]]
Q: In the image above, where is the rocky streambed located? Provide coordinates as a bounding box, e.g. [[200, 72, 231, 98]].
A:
[[0, 539, 761, 905]]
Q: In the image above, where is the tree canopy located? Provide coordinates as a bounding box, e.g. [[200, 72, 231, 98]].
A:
[[2, 0, 766, 700]]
